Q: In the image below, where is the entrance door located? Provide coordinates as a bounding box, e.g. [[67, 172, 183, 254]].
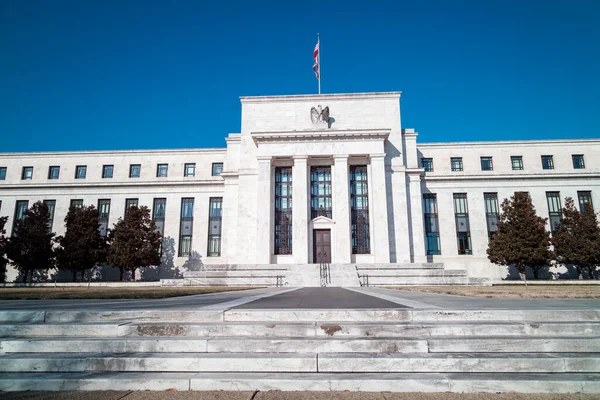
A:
[[313, 229, 331, 263]]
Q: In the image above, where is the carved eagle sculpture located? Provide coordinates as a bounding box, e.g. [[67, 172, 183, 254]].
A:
[[310, 105, 330, 124]]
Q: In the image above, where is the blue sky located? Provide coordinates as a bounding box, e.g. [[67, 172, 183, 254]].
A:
[[1, 0, 598, 152]]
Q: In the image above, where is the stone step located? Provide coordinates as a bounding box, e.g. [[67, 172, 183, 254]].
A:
[[184, 268, 287, 277], [357, 270, 467, 277], [355, 263, 444, 270], [184, 271, 287, 278], [1, 352, 598, 373], [364, 276, 470, 285], [0, 372, 598, 393], [162, 278, 281, 286]]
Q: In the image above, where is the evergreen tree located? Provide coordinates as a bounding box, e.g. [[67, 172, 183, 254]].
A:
[[0, 216, 9, 283], [552, 198, 600, 279], [56, 205, 107, 282], [107, 206, 161, 281], [487, 192, 552, 281], [6, 201, 56, 283]]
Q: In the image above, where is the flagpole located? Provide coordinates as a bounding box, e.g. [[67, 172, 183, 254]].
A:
[[317, 33, 321, 95]]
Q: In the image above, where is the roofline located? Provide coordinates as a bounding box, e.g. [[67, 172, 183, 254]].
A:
[[240, 91, 402, 103], [0, 147, 227, 157], [417, 138, 600, 147]]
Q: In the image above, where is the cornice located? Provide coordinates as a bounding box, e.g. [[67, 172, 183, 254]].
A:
[[423, 172, 600, 182], [417, 138, 600, 148], [0, 148, 227, 158], [0, 180, 225, 190], [240, 92, 401, 103], [251, 128, 391, 144]]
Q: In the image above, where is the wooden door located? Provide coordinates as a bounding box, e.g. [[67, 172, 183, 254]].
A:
[[313, 229, 331, 263]]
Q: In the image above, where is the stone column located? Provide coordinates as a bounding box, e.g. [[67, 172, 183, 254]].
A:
[[370, 154, 391, 262], [292, 156, 309, 263], [408, 171, 427, 262], [333, 155, 351, 263], [256, 156, 272, 264]]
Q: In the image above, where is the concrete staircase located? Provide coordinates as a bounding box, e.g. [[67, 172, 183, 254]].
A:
[[0, 308, 599, 392], [355, 263, 490, 286]]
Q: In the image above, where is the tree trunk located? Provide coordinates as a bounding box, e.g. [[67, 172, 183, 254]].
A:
[[532, 267, 539, 280], [588, 266, 595, 280], [72, 270, 77, 282], [131, 268, 137, 282], [119, 268, 124, 281], [518, 264, 527, 287]]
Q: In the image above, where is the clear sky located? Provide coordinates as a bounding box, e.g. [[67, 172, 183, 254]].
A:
[[1, 0, 598, 152]]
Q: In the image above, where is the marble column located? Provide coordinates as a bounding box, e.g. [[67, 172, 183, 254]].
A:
[[292, 156, 309, 263], [256, 156, 272, 264], [333, 155, 351, 263], [408, 171, 427, 262], [370, 154, 391, 262]]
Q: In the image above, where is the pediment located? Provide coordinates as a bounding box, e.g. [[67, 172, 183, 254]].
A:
[[311, 215, 335, 225]]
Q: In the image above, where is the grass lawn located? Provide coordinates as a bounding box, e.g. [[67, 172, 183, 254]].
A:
[[384, 285, 600, 298], [0, 286, 261, 300]]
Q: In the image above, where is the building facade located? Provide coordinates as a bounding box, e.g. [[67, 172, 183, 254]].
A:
[[0, 92, 598, 282]]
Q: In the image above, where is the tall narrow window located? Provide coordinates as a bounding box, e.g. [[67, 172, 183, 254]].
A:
[[13, 200, 29, 235], [421, 158, 434, 172], [125, 198, 138, 209], [350, 165, 370, 254], [480, 157, 493, 171], [43, 200, 56, 231], [48, 166, 60, 180], [184, 163, 196, 177], [102, 165, 114, 179], [129, 164, 141, 178], [75, 165, 87, 179], [484, 193, 499, 241], [0, 167, 6, 180], [541, 155, 554, 170], [22, 167, 33, 180], [450, 157, 463, 172], [453, 193, 472, 254], [179, 198, 194, 256], [423, 194, 441, 255], [572, 155, 585, 169], [152, 198, 166, 235], [157, 164, 168, 177], [97, 199, 110, 237], [577, 191, 593, 213], [546, 192, 562, 232], [70, 199, 83, 209], [212, 162, 224, 176], [207, 198, 222, 257], [511, 156, 523, 170], [274, 167, 292, 255], [310, 166, 332, 219]]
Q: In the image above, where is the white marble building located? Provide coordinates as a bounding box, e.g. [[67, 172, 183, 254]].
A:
[[0, 92, 598, 282]]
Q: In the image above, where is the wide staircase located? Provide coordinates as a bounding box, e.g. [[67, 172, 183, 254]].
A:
[[0, 307, 598, 392]]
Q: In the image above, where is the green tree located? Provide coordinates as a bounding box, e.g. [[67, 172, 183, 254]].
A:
[[6, 201, 56, 283], [56, 205, 107, 282], [0, 216, 9, 282], [107, 206, 161, 281], [552, 197, 600, 279], [487, 192, 552, 282]]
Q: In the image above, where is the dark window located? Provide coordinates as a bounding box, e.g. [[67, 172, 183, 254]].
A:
[[129, 164, 141, 178], [125, 198, 139, 210], [578, 191, 593, 213], [541, 155, 554, 170], [421, 158, 434, 172], [274, 167, 292, 255], [184, 163, 196, 177], [572, 155, 585, 169], [207, 198, 222, 257], [546, 192, 562, 233], [480, 157, 493, 171], [152, 198, 166, 235], [484, 193, 500, 241], [179, 198, 194, 256], [102, 165, 114, 179], [75, 165, 87, 179], [453, 193, 472, 255], [212, 163, 224, 176], [310, 166, 332, 219], [98, 199, 110, 237], [13, 200, 29, 235], [157, 164, 168, 177], [350, 165, 370, 254], [450, 157, 463, 172], [48, 166, 60, 180], [70, 199, 83, 209], [0, 167, 6, 180], [511, 156, 523, 170], [22, 167, 33, 180], [43, 200, 56, 231], [423, 194, 441, 255]]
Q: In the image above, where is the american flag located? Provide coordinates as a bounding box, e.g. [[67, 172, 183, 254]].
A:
[[312, 42, 319, 79]]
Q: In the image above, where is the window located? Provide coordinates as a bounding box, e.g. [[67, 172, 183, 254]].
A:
[[98, 199, 111, 237], [480, 157, 493, 171], [421, 158, 434, 172], [212, 162, 224, 176], [22, 166, 33, 180], [70, 199, 83, 209], [48, 166, 60, 180], [0, 167, 6, 180], [125, 198, 139, 209], [129, 164, 141, 178], [453, 193, 472, 255], [13, 200, 29, 235], [184, 163, 196, 177], [179, 198, 194, 256], [484, 193, 500, 241], [310, 166, 332, 219], [207, 197, 223, 257], [152, 198, 166, 235], [102, 165, 114, 179], [572, 155, 585, 169], [578, 191, 593, 213], [43, 200, 56, 231], [157, 164, 168, 177], [511, 156, 523, 171], [541, 155, 554, 170], [450, 157, 463, 172], [75, 165, 87, 179], [350, 165, 370, 254], [546, 192, 562, 233], [423, 194, 441, 255], [274, 167, 292, 255]]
